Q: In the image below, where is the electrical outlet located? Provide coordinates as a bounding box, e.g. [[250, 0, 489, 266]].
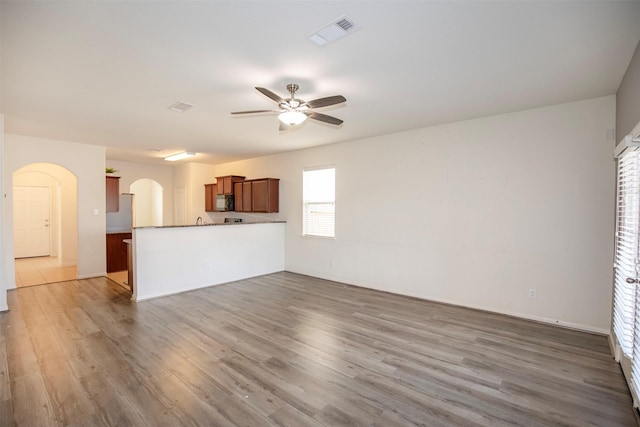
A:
[[528, 288, 537, 299]]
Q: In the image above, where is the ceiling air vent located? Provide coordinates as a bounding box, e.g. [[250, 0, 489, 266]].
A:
[[168, 101, 194, 113], [308, 15, 359, 47]]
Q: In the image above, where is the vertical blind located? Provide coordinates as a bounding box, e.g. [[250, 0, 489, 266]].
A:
[[613, 148, 639, 358], [303, 166, 335, 238]]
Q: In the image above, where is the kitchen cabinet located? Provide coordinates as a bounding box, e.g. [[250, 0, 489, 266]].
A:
[[251, 178, 279, 213], [233, 182, 244, 212], [106, 176, 120, 212], [106, 232, 132, 272], [215, 175, 245, 195], [242, 180, 253, 212], [234, 178, 279, 213], [204, 184, 217, 212]]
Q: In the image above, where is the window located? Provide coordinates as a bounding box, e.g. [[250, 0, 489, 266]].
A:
[[613, 134, 640, 405], [303, 166, 335, 237], [613, 146, 639, 358]]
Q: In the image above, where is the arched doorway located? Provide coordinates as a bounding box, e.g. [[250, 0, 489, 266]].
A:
[[130, 178, 163, 227], [13, 163, 78, 287]]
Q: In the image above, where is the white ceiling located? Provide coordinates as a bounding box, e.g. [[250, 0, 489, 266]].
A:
[[2, 1, 640, 165]]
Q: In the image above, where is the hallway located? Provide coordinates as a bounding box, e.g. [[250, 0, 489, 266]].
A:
[[14, 256, 76, 287]]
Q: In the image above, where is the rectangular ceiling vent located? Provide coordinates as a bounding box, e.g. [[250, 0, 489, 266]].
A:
[[168, 101, 193, 113], [308, 15, 358, 47]]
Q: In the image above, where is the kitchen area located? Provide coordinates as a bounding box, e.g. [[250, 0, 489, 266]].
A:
[[105, 175, 134, 290], [105, 171, 285, 301]]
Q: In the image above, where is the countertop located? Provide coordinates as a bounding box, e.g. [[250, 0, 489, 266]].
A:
[[134, 221, 285, 230], [106, 230, 132, 234]]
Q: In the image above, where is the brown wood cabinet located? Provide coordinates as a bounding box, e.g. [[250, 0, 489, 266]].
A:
[[215, 175, 245, 195], [242, 180, 253, 212], [251, 178, 279, 213], [233, 181, 244, 212], [234, 178, 279, 213], [204, 183, 217, 212], [106, 176, 120, 212], [106, 232, 132, 272]]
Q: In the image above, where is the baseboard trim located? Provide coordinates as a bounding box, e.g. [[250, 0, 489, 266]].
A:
[[285, 269, 609, 335]]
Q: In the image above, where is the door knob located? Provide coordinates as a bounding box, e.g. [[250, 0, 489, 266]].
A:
[[626, 277, 638, 284]]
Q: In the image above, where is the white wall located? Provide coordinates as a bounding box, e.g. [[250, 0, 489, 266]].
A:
[[617, 40, 640, 140], [106, 160, 174, 226], [210, 96, 616, 333], [133, 222, 285, 301], [172, 162, 215, 225], [130, 179, 162, 227], [13, 164, 78, 266], [4, 134, 106, 280], [0, 115, 7, 311]]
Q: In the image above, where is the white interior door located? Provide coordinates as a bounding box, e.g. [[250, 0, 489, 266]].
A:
[[14, 185, 51, 258]]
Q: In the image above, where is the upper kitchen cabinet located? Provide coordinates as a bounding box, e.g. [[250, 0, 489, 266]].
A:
[[233, 181, 245, 212], [216, 175, 245, 195], [233, 178, 279, 212], [250, 178, 279, 213], [204, 183, 217, 212], [106, 176, 120, 212]]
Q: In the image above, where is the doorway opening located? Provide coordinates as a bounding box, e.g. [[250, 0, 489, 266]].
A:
[[130, 178, 163, 227], [105, 178, 163, 288], [13, 163, 78, 287]]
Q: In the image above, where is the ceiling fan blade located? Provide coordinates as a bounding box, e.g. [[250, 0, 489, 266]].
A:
[[306, 111, 344, 126], [256, 87, 285, 104], [305, 95, 346, 109], [230, 109, 277, 115]]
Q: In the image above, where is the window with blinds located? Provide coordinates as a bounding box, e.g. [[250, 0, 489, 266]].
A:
[[613, 148, 639, 358], [303, 166, 335, 238]]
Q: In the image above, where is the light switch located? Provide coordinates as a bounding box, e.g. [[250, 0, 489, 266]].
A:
[[93, 208, 99, 216]]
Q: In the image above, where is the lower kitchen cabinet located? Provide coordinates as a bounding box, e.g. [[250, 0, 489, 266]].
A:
[[106, 232, 132, 272]]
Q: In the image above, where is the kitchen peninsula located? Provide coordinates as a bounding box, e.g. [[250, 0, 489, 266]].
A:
[[130, 221, 285, 301]]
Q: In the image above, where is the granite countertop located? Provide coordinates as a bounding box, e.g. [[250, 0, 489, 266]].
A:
[[133, 221, 286, 230], [106, 230, 132, 234]]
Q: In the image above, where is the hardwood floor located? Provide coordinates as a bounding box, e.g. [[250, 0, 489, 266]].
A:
[[0, 272, 636, 426]]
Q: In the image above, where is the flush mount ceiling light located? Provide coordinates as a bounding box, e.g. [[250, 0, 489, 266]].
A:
[[164, 151, 196, 161], [278, 110, 307, 126]]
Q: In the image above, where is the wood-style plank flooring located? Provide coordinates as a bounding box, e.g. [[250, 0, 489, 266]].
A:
[[0, 272, 636, 426]]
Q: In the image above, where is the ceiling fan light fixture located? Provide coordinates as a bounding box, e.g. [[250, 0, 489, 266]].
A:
[[278, 111, 307, 126]]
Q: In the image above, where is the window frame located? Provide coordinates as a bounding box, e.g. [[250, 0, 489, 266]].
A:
[[302, 165, 336, 238]]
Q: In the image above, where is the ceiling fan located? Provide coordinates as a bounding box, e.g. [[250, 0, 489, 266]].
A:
[[231, 84, 346, 131]]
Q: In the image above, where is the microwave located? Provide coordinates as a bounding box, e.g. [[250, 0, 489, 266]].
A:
[[216, 194, 234, 211]]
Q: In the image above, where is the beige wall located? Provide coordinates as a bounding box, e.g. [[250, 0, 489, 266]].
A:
[[172, 162, 216, 225], [106, 159, 174, 226], [211, 96, 616, 333], [617, 40, 640, 139], [4, 134, 106, 283], [0, 115, 6, 311]]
